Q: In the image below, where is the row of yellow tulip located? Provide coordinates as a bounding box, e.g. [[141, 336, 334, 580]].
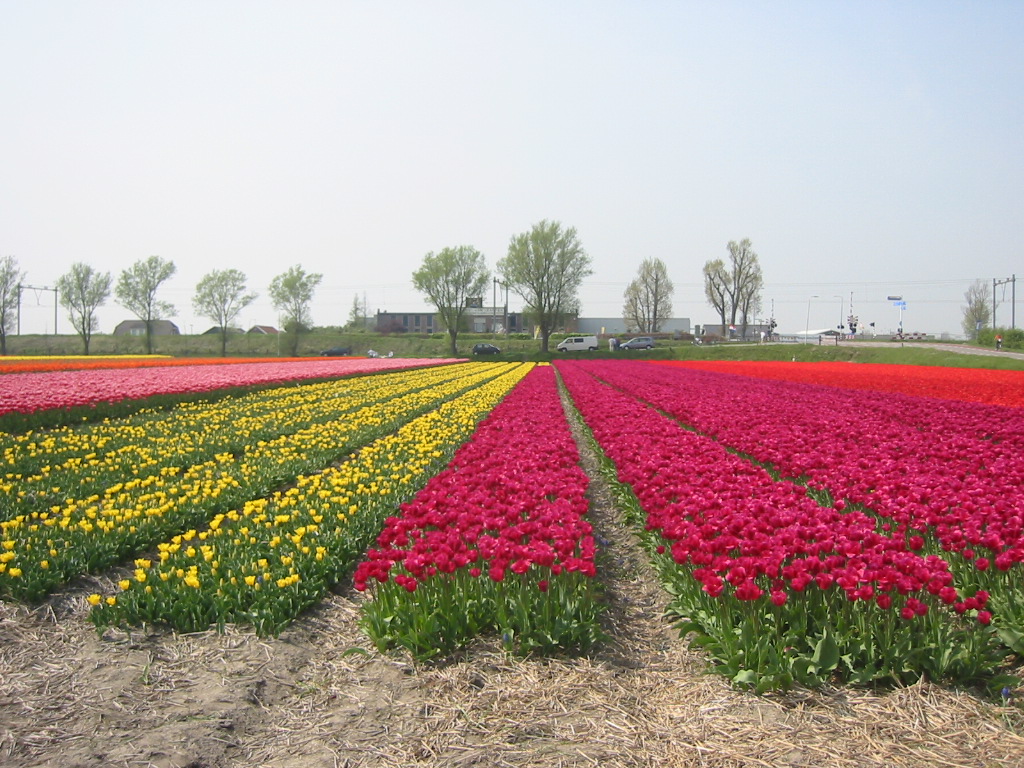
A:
[[1, 362, 489, 521], [0, 363, 519, 602], [88, 363, 534, 635]]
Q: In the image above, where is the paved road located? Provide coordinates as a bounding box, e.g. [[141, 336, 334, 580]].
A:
[[826, 340, 1024, 362]]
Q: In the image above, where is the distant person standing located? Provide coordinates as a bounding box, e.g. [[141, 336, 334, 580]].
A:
[[997, 334, 1003, 350]]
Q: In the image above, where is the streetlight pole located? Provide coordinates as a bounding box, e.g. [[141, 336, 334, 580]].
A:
[[805, 295, 818, 343], [502, 280, 509, 340], [887, 295, 905, 336]]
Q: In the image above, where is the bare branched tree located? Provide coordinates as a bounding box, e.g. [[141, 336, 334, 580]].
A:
[[0, 256, 25, 355], [623, 258, 673, 333], [961, 279, 991, 341], [702, 239, 763, 338]]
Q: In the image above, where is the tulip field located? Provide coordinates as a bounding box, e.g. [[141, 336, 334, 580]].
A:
[[0, 355, 452, 416], [355, 363, 601, 658], [555, 359, 1024, 692], [2, 354, 1024, 694]]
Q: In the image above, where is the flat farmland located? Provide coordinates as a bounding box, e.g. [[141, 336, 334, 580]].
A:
[[2, 356, 1024, 768]]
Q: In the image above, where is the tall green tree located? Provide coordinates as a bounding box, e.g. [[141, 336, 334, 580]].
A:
[[498, 220, 591, 352], [623, 258, 673, 333], [193, 269, 257, 357], [702, 239, 763, 338], [961, 279, 991, 341], [55, 262, 112, 355], [268, 265, 322, 356], [0, 256, 25, 355], [412, 246, 489, 355], [114, 256, 177, 354]]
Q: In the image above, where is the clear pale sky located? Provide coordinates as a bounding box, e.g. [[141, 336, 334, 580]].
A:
[[2, 1, 1022, 339]]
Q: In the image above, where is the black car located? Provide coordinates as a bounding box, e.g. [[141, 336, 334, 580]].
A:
[[320, 346, 352, 356], [472, 343, 501, 355], [619, 336, 655, 350]]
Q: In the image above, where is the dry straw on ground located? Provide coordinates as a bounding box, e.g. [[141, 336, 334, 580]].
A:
[[2, 390, 1023, 767]]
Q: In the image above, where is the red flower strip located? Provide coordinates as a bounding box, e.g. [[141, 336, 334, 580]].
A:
[[570, 360, 1024, 578], [657, 360, 1024, 409], [354, 365, 595, 592], [556, 361, 965, 616]]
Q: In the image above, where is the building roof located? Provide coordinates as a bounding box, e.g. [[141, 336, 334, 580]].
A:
[[203, 326, 245, 335], [112, 319, 181, 336]]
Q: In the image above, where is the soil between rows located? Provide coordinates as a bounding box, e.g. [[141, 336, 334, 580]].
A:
[[2, 389, 1024, 767]]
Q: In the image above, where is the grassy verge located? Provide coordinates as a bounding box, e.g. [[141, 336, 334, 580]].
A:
[[6, 332, 1024, 370]]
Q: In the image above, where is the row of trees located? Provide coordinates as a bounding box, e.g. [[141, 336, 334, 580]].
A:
[[412, 220, 595, 354], [0, 254, 324, 356], [412, 225, 770, 354], [1, 229, 768, 357]]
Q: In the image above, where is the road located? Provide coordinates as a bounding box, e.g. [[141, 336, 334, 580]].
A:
[[825, 340, 1024, 361]]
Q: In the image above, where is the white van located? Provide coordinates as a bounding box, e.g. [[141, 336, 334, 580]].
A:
[[556, 335, 599, 352]]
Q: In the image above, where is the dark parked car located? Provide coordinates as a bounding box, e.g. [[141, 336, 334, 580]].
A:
[[320, 346, 352, 356], [620, 336, 655, 350], [472, 343, 501, 355]]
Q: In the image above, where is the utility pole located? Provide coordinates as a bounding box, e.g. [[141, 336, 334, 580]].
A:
[[16, 283, 58, 335], [993, 276, 1015, 329]]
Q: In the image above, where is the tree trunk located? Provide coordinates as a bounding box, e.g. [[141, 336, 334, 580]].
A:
[[448, 329, 458, 356]]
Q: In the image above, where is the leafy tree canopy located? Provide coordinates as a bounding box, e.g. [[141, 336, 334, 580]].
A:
[[498, 220, 591, 352], [56, 262, 112, 355], [412, 245, 490, 355]]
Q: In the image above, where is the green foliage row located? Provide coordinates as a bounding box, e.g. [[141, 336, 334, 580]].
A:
[[6, 330, 1024, 370], [978, 327, 1024, 350]]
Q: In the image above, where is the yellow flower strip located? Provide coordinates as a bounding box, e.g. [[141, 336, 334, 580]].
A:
[[0, 363, 511, 601], [0, 363, 486, 522], [89, 363, 534, 636]]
